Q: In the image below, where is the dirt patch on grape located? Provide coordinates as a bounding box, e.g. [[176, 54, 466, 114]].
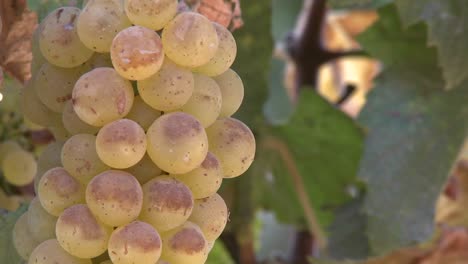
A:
[[58, 205, 105, 240], [147, 178, 193, 211]]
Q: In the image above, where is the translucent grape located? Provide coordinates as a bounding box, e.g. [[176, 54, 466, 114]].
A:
[[189, 193, 228, 241], [28, 239, 92, 264], [111, 26, 164, 80], [96, 119, 147, 168], [194, 23, 237, 76], [141, 176, 193, 231], [2, 149, 37, 186], [34, 62, 86, 113], [61, 134, 110, 184], [172, 152, 223, 199], [21, 80, 62, 127], [34, 141, 65, 192], [180, 74, 222, 127], [214, 69, 244, 117], [13, 212, 39, 260], [84, 52, 113, 69], [108, 221, 162, 264], [137, 59, 194, 111], [56, 204, 112, 258], [72, 67, 134, 126], [39, 7, 94, 68], [0, 140, 21, 164], [38, 167, 85, 216], [27, 197, 58, 242], [162, 12, 219, 68], [78, 0, 131, 52], [124, 0, 177, 30], [160, 222, 207, 264], [86, 170, 143, 226], [206, 118, 255, 178], [49, 122, 72, 141], [125, 96, 162, 131], [124, 154, 162, 184], [62, 101, 100, 135], [32, 27, 47, 75]]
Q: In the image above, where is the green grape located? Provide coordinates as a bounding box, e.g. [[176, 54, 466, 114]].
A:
[[84, 53, 113, 69], [72, 67, 134, 126], [32, 27, 47, 75], [194, 23, 237, 76], [140, 176, 193, 232], [61, 134, 110, 184], [0, 140, 21, 164], [146, 112, 208, 174], [62, 101, 100, 135], [162, 12, 219, 68], [2, 149, 37, 186], [125, 96, 162, 131], [160, 222, 207, 264], [124, 0, 177, 30], [189, 193, 228, 241], [78, 0, 131, 52], [34, 62, 86, 113], [206, 118, 255, 178], [49, 122, 72, 141], [214, 69, 244, 117], [95, 119, 147, 169], [21, 79, 62, 127], [110, 26, 164, 80], [180, 74, 222, 127], [108, 221, 162, 264], [27, 197, 58, 242], [28, 239, 92, 264], [38, 167, 85, 216], [172, 152, 222, 199], [137, 59, 194, 111], [39, 7, 94, 68], [13, 212, 39, 260], [34, 141, 65, 192], [56, 204, 112, 258], [86, 170, 143, 227], [124, 154, 162, 185]]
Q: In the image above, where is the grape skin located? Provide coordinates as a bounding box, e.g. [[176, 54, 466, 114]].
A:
[[86, 170, 143, 227], [189, 193, 228, 241], [2, 149, 37, 186], [140, 176, 194, 232], [56, 204, 112, 258], [206, 118, 256, 178], [21, 79, 62, 128], [13, 212, 39, 260], [95, 119, 147, 169], [39, 7, 94, 68], [27, 197, 58, 242], [124, 0, 177, 30], [61, 134, 110, 184], [172, 152, 223, 199], [124, 154, 163, 185], [194, 23, 237, 76], [162, 12, 219, 68], [34, 141, 65, 192], [125, 96, 162, 131], [108, 221, 162, 264], [28, 239, 92, 264], [78, 0, 132, 52], [62, 101, 100, 135], [0, 140, 21, 164], [146, 112, 208, 174], [111, 26, 165, 80], [214, 69, 244, 118], [72, 67, 134, 126], [137, 58, 194, 112]]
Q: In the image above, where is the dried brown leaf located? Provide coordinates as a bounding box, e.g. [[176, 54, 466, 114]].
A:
[[187, 0, 243, 31]]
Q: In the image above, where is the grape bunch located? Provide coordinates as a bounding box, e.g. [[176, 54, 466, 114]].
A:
[[16, 1, 255, 264]]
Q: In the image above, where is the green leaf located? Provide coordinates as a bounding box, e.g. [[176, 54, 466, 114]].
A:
[[328, 0, 393, 9], [259, 90, 364, 227], [271, 0, 302, 42], [310, 258, 359, 264], [28, 0, 84, 21], [395, 0, 468, 90], [357, 4, 468, 254], [206, 241, 235, 264], [264, 58, 294, 125], [0, 204, 28, 264]]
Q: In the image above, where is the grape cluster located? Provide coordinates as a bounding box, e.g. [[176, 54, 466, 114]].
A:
[[16, 1, 255, 264]]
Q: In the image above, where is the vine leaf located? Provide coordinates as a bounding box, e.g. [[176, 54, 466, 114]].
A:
[[357, 4, 468, 254], [0, 204, 28, 264]]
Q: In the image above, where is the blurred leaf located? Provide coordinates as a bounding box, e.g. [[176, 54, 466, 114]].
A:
[[206, 241, 235, 264], [395, 0, 468, 90], [28, 0, 84, 21], [259, 90, 364, 227], [311, 258, 358, 264], [271, 0, 302, 42], [357, 4, 468, 254], [326, 197, 370, 260], [328, 0, 392, 9], [0, 204, 28, 264], [264, 58, 294, 125]]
